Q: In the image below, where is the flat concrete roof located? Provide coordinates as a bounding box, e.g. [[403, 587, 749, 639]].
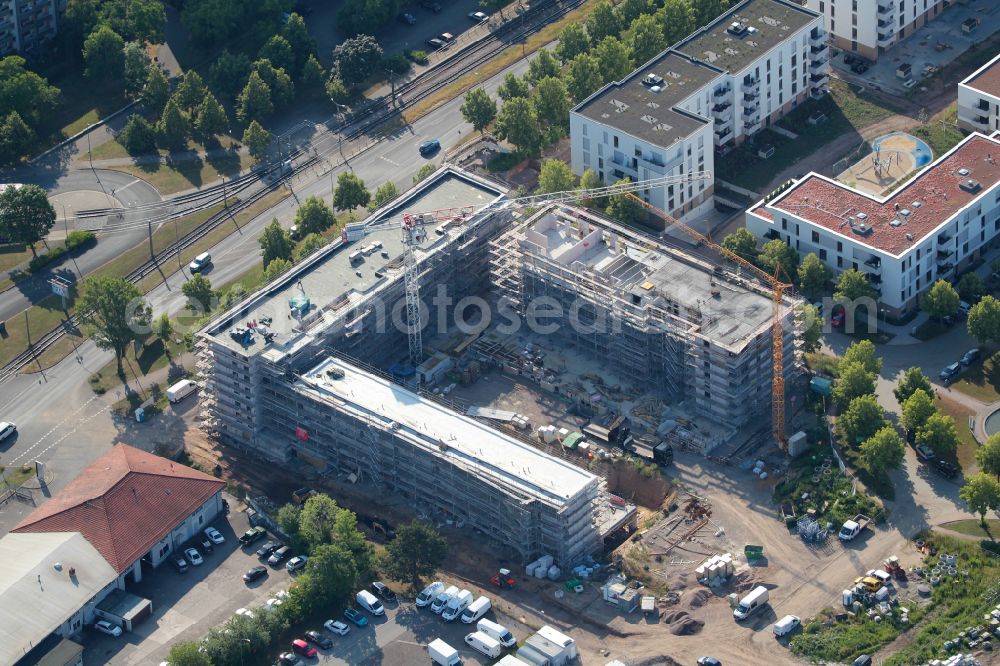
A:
[[962, 51, 1000, 99], [675, 0, 819, 74], [296, 357, 599, 506], [207, 169, 504, 353]]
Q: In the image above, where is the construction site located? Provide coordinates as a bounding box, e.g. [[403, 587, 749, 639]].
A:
[[195, 164, 803, 568]]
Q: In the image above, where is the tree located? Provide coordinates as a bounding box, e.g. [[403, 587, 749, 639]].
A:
[[958, 272, 985, 303], [299, 493, 341, 549], [860, 427, 905, 473], [900, 388, 935, 434], [916, 412, 959, 457], [83, 25, 126, 83], [77, 276, 150, 376], [626, 14, 667, 66], [0, 56, 60, 129], [0, 111, 34, 166], [259, 35, 294, 73], [497, 73, 529, 102], [460, 88, 497, 135], [333, 35, 383, 88], [894, 367, 933, 404], [252, 59, 294, 108], [832, 360, 876, 409], [605, 178, 645, 226], [0, 184, 56, 255], [333, 172, 371, 211], [372, 181, 400, 209], [838, 394, 887, 447], [122, 41, 150, 98], [175, 70, 208, 113], [276, 503, 302, 545], [263, 257, 292, 281], [537, 159, 576, 195], [289, 544, 356, 616], [413, 164, 437, 184], [237, 71, 274, 124], [594, 36, 633, 84], [797, 252, 831, 298], [154, 313, 173, 357], [921, 279, 960, 321], [260, 219, 292, 268], [960, 472, 1000, 524], [381, 520, 448, 588], [209, 49, 252, 100], [757, 239, 799, 282], [182, 273, 214, 315], [331, 508, 373, 583], [141, 65, 170, 114], [195, 92, 228, 138], [556, 23, 589, 64], [89, 0, 165, 43], [295, 233, 328, 261], [166, 641, 211, 666], [495, 97, 542, 156], [834, 268, 877, 301], [721, 228, 758, 263], [564, 53, 603, 101], [661, 0, 696, 45], [337, 0, 403, 35], [527, 48, 560, 84], [295, 196, 336, 235], [120, 113, 156, 155], [587, 0, 622, 45], [282, 13, 317, 74], [798, 303, 822, 353], [242, 120, 271, 162], [326, 78, 350, 105], [532, 76, 571, 136], [579, 168, 603, 206], [968, 295, 1000, 344], [693, 0, 726, 24], [156, 98, 188, 150], [617, 0, 651, 23], [976, 433, 1000, 481], [298, 54, 326, 97], [840, 340, 882, 376]]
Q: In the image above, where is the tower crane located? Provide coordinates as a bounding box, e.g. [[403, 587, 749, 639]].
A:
[[623, 193, 793, 449]]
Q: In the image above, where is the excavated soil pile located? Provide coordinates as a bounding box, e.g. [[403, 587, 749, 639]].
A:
[[662, 610, 705, 635], [687, 589, 710, 609]]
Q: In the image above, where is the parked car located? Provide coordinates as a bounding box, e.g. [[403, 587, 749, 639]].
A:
[[420, 0, 441, 11], [344, 608, 368, 627], [278, 653, 304, 666], [939, 362, 962, 383], [843, 54, 858, 65], [935, 459, 959, 478], [291, 639, 317, 658], [289, 224, 301, 240], [425, 37, 445, 50], [439, 32, 455, 42], [184, 547, 204, 566], [852, 656, 873, 666], [268, 545, 291, 566], [188, 252, 212, 273], [94, 620, 123, 637], [239, 526, 267, 545], [419, 139, 441, 156], [397, 11, 416, 24], [697, 659, 722, 666], [0, 421, 16, 442], [305, 630, 333, 649], [172, 556, 189, 573], [372, 581, 397, 602], [961, 348, 981, 366], [198, 536, 214, 554], [915, 444, 935, 462], [469, 10, 488, 21], [958, 301, 973, 318], [287, 555, 308, 573], [256, 540, 279, 558], [324, 619, 350, 636], [243, 565, 268, 583]]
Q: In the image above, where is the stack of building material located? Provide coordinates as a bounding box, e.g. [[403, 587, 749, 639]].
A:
[[927, 656, 981, 666], [571, 562, 600, 580], [526, 555, 555, 579], [695, 553, 735, 587], [537, 426, 558, 443]]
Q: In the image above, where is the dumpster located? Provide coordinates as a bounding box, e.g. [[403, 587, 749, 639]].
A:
[[744, 544, 764, 562]]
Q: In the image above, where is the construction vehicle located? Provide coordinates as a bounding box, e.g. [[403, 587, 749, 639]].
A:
[[490, 568, 516, 588], [882, 556, 906, 580], [839, 514, 872, 541]]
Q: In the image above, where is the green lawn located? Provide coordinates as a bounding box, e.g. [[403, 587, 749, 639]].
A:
[[35, 60, 129, 150], [936, 395, 980, 472], [940, 519, 1000, 539], [0, 464, 37, 489], [912, 122, 965, 159], [87, 133, 242, 162], [112, 150, 251, 195], [88, 337, 188, 395], [0, 294, 75, 367], [950, 353, 1000, 404]]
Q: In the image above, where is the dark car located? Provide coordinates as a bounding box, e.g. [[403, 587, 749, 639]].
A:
[[851, 61, 869, 74], [243, 565, 268, 584], [278, 653, 304, 666], [172, 556, 189, 573], [397, 11, 416, 24], [198, 537, 214, 554], [372, 581, 397, 602], [420, 0, 442, 11], [915, 444, 935, 462], [256, 540, 279, 558], [239, 526, 266, 545], [268, 545, 291, 566], [852, 656, 872, 666], [419, 139, 441, 156], [425, 37, 445, 50], [304, 630, 333, 650], [935, 460, 959, 478], [939, 362, 962, 383]]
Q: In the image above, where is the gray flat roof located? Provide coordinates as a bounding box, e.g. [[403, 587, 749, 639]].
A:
[[207, 169, 504, 353], [574, 50, 715, 147], [675, 0, 818, 74], [296, 357, 599, 506]]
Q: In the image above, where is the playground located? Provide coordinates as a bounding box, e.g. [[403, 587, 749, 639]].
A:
[[834, 132, 933, 196]]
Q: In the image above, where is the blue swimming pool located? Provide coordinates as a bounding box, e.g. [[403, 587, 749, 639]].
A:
[[872, 132, 933, 168], [986, 408, 1000, 437]]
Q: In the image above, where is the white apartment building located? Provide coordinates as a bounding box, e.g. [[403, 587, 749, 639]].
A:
[[746, 132, 1000, 315], [570, 0, 828, 222], [804, 0, 945, 61], [958, 52, 1000, 134]]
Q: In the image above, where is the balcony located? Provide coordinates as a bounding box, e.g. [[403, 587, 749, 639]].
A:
[[742, 107, 759, 121], [810, 58, 827, 74], [864, 256, 881, 271], [809, 30, 826, 47], [877, 3, 893, 15], [714, 125, 732, 141], [810, 72, 830, 87], [744, 118, 761, 134], [712, 102, 732, 121], [810, 42, 828, 56], [937, 233, 951, 244], [742, 76, 759, 92], [877, 31, 895, 46], [866, 273, 882, 285], [713, 86, 731, 99], [936, 249, 954, 263]]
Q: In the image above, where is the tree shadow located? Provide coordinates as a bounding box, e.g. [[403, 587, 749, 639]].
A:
[[205, 145, 243, 180]]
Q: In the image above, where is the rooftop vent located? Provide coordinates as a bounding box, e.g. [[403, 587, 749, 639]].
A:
[[852, 223, 873, 236], [960, 179, 982, 193], [650, 85, 662, 93], [906, 233, 914, 241], [642, 73, 664, 88], [890, 219, 903, 227], [899, 208, 911, 218], [911, 201, 922, 208], [957, 167, 970, 176], [856, 212, 868, 220], [727, 21, 749, 37], [611, 99, 629, 113]]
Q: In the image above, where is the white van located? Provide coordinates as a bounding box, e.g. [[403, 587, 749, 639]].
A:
[[464, 631, 502, 659], [167, 379, 197, 403], [442, 589, 473, 621], [428, 638, 460, 666], [416, 581, 444, 608], [356, 589, 385, 616], [477, 618, 516, 647], [189, 252, 211, 273], [773, 614, 800, 637], [431, 585, 459, 614], [460, 596, 491, 624], [734, 585, 769, 620]]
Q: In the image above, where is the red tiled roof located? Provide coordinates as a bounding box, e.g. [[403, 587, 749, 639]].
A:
[[13, 445, 224, 573], [771, 133, 1000, 256], [965, 54, 1000, 99]]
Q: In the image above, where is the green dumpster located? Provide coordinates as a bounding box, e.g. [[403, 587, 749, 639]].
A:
[[744, 544, 764, 561]]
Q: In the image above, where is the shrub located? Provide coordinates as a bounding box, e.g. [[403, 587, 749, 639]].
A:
[[384, 53, 411, 75], [404, 49, 428, 65], [982, 539, 1000, 555], [27, 245, 66, 272], [65, 230, 96, 251]]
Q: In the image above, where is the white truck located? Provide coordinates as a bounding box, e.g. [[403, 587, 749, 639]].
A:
[[733, 585, 769, 620], [442, 589, 473, 621], [773, 614, 800, 637], [428, 638, 461, 666], [431, 585, 459, 614], [477, 618, 516, 647], [838, 514, 872, 541], [464, 631, 502, 659], [167, 379, 198, 403], [416, 581, 444, 607], [460, 595, 491, 624]]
